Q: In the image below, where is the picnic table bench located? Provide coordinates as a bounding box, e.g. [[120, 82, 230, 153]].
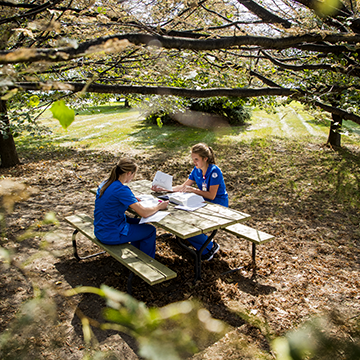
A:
[[84, 180, 274, 282], [223, 223, 274, 275], [64, 213, 177, 295]]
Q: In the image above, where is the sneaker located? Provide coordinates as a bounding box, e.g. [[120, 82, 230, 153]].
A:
[[201, 242, 220, 261]]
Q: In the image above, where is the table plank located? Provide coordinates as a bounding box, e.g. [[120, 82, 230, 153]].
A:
[[154, 213, 203, 238], [196, 203, 251, 222], [166, 207, 229, 233], [170, 206, 236, 229]]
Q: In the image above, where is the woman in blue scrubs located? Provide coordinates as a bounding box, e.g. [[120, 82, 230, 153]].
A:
[[94, 157, 169, 258], [152, 143, 228, 261]]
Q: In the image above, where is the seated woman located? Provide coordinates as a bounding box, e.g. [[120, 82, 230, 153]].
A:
[[152, 143, 228, 261], [94, 157, 169, 258]]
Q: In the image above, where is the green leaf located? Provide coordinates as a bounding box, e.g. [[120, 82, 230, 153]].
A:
[[29, 95, 40, 107], [156, 117, 163, 128], [50, 100, 75, 129]]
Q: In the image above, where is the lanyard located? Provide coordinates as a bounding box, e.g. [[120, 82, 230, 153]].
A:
[[202, 175, 207, 191]]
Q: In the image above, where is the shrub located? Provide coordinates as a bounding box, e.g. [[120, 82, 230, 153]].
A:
[[144, 97, 251, 127]]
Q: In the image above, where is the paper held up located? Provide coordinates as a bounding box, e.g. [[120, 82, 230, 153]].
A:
[[152, 171, 173, 191], [169, 192, 206, 211]]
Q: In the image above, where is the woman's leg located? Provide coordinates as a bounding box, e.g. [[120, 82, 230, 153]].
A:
[[120, 217, 156, 258], [187, 234, 213, 254]]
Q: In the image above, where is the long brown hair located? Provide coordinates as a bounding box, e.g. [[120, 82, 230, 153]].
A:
[[191, 143, 216, 164], [100, 157, 138, 197]]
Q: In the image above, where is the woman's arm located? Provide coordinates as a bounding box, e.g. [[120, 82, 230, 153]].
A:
[[172, 179, 194, 192], [185, 184, 219, 201], [129, 200, 169, 218]]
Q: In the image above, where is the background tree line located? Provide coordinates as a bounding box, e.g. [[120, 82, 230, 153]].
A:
[[2, 0, 360, 167]]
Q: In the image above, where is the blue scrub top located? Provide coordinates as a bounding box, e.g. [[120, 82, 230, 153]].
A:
[[94, 180, 138, 243], [189, 164, 228, 207]]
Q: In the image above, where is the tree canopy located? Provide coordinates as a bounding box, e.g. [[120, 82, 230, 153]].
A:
[[1, 0, 360, 160]]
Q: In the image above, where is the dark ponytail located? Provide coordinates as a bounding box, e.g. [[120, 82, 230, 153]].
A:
[[100, 157, 138, 197]]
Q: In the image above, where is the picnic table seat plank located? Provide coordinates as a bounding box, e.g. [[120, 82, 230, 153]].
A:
[[224, 223, 274, 244], [223, 223, 275, 277], [64, 214, 177, 286]]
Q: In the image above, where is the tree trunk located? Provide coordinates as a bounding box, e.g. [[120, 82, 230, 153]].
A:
[[0, 100, 20, 168], [327, 112, 342, 147]]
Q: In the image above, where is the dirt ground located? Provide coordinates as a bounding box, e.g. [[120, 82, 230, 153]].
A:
[[0, 141, 359, 359]]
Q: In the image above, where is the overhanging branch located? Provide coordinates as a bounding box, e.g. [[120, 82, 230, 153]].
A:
[[14, 81, 296, 97], [2, 32, 360, 64], [236, 0, 292, 28], [13, 81, 360, 125]]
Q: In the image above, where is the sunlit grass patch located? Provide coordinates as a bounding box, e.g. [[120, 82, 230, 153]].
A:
[[15, 102, 360, 163]]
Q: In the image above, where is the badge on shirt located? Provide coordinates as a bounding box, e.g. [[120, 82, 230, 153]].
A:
[[212, 172, 218, 178]]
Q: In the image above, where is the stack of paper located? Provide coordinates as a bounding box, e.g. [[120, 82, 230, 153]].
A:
[[137, 194, 170, 223], [137, 194, 160, 208], [169, 192, 206, 211]]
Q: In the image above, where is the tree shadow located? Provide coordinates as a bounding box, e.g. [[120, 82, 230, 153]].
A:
[[55, 255, 140, 352]]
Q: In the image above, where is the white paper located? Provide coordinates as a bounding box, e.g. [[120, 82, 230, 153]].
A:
[[139, 199, 160, 208], [169, 192, 205, 207], [175, 203, 207, 212], [152, 171, 173, 191], [139, 211, 170, 224], [137, 194, 156, 201], [137, 194, 160, 208]]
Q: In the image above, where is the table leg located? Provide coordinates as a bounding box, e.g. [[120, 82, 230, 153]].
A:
[[72, 229, 106, 260], [252, 242, 257, 277], [176, 230, 218, 283]]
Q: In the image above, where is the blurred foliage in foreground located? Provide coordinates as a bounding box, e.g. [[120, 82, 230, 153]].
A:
[[0, 281, 359, 360], [65, 285, 227, 360], [272, 310, 360, 360]]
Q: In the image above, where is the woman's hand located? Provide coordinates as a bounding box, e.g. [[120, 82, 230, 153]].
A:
[[151, 185, 169, 192], [157, 200, 169, 210], [130, 200, 169, 218], [184, 185, 194, 193]]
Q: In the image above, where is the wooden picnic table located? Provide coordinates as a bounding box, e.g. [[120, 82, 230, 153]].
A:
[[128, 179, 251, 282]]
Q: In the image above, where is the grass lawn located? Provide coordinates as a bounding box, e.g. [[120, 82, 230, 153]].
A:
[[14, 101, 360, 156]]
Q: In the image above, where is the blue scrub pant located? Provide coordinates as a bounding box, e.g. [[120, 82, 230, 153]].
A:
[[187, 234, 213, 254], [119, 216, 156, 258]]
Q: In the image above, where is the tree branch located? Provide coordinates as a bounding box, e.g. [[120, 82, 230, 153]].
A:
[[250, 70, 282, 87], [261, 50, 359, 76], [14, 81, 296, 97], [0, 0, 64, 25], [1, 32, 360, 64], [314, 100, 360, 125], [236, 0, 292, 28]]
